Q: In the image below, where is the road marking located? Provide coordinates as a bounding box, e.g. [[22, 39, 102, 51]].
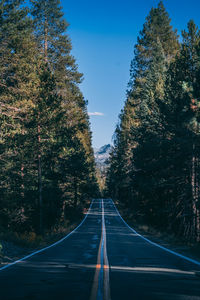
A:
[[110, 266, 195, 275], [0, 200, 94, 272], [90, 199, 111, 300], [111, 199, 200, 267]]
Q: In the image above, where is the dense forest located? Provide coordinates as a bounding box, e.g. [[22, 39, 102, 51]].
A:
[[0, 0, 98, 237], [1, 0, 200, 246], [107, 1, 200, 243]]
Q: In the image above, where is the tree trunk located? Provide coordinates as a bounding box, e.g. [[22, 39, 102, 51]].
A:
[[44, 18, 48, 63], [21, 163, 24, 199], [61, 200, 66, 223], [38, 123, 43, 234], [196, 156, 200, 241], [191, 143, 200, 241], [74, 177, 78, 207]]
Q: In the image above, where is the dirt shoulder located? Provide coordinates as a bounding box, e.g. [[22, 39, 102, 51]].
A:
[[0, 201, 93, 269], [0, 221, 80, 269]]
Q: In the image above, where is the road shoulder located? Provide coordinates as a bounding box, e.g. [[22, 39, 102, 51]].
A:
[[115, 201, 200, 264]]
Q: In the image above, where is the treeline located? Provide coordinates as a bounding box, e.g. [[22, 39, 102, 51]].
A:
[[107, 1, 200, 242], [0, 0, 98, 235]]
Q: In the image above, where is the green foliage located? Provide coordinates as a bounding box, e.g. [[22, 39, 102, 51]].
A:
[[0, 0, 98, 236], [107, 2, 200, 242]]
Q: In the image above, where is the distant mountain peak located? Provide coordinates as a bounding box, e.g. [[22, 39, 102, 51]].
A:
[[94, 144, 112, 166], [97, 144, 111, 155]]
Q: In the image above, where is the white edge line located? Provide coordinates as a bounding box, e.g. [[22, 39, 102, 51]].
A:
[[0, 200, 94, 272], [111, 199, 200, 267]]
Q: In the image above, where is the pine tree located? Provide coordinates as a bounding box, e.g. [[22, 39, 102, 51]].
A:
[[28, 0, 97, 232], [0, 0, 98, 235], [107, 13, 200, 242], [128, 1, 179, 93], [0, 0, 41, 232], [162, 20, 200, 241], [30, 0, 82, 88], [108, 1, 179, 212]]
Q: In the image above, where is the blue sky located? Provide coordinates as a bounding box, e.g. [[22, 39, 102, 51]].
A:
[[61, 0, 200, 148]]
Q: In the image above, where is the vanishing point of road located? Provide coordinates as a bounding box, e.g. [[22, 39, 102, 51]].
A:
[[0, 199, 200, 300]]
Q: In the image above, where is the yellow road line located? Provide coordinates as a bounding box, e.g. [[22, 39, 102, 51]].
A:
[[90, 199, 111, 300], [103, 202, 111, 300], [90, 231, 103, 300]]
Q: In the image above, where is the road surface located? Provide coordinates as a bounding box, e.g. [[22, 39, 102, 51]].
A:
[[0, 199, 200, 300]]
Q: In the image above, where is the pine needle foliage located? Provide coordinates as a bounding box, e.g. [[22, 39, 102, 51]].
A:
[[107, 2, 200, 242], [0, 0, 98, 235]]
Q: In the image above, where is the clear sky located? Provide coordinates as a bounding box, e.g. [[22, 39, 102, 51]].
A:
[[61, 0, 200, 148]]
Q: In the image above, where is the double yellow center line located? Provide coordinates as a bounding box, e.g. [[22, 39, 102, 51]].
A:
[[90, 199, 111, 300]]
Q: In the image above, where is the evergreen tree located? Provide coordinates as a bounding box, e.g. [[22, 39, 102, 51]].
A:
[[108, 1, 179, 212], [128, 1, 179, 93], [29, 0, 98, 232], [0, 0, 98, 236], [161, 20, 200, 241], [0, 0, 41, 232], [30, 0, 82, 88], [107, 9, 200, 242]]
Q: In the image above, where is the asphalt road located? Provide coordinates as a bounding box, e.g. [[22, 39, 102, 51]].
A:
[[0, 198, 200, 300]]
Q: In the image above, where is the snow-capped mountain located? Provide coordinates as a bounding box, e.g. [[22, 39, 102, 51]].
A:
[[94, 144, 112, 166]]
